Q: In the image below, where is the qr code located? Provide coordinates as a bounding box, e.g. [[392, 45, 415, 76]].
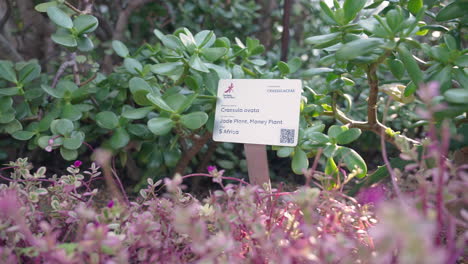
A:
[[280, 129, 295, 144]]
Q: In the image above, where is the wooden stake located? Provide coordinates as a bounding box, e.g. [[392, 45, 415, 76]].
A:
[[244, 144, 270, 187]]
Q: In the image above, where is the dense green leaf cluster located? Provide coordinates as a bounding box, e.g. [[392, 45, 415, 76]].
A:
[[0, 0, 466, 190]]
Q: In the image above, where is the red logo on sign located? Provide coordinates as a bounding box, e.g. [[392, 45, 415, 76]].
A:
[[224, 83, 234, 93]]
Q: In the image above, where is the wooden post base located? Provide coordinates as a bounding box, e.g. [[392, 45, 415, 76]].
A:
[[244, 144, 271, 187]]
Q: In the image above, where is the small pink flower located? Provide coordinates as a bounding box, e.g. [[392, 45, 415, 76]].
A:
[[107, 200, 114, 208], [45, 146, 53, 152], [48, 138, 54, 145], [73, 160, 82, 167], [207, 166, 217, 173]]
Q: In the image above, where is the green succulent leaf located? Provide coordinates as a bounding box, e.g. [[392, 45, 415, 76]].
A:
[[184, 76, 200, 91], [398, 46, 423, 91], [124, 58, 143, 75], [12, 130, 35, 141], [18, 62, 41, 84], [0, 87, 20, 96], [454, 55, 468, 68], [0, 60, 17, 83], [129, 77, 155, 106], [147, 117, 174, 135], [0, 108, 15, 124], [122, 106, 152, 119], [319, 1, 337, 23], [335, 128, 361, 145], [305, 132, 330, 144], [129, 77, 151, 93], [343, 0, 367, 23], [60, 147, 78, 161], [61, 103, 82, 121], [5, 120, 22, 134], [127, 124, 151, 138], [73, 15, 99, 34], [154, 29, 184, 50], [189, 54, 209, 72], [435, 1, 466, 21], [277, 147, 295, 158], [0, 97, 13, 111], [287, 57, 302, 73], [47, 6, 73, 29], [305, 32, 340, 46], [176, 93, 198, 114], [443, 34, 457, 51], [195, 30, 216, 48], [206, 64, 231, 79], [110, 128, 130, 149], [146, 94, 174, 112], [387, 59, 405, 80], [180, 112, 208, 129], [163, 148, 181, 167], [277, 61, 290, 75], [336, 38, 383, 61], [302, 67, 334, 78], [335, 147, 367, 178], [179, 31, 197, 52], [51, 30, 77, 47], [51, 119, 74, 135], [151, 62, 184, 75], [38, 136, 51, 149], [77, 36, 94, 52], [35, 1, 57, 12], [323, 144, 339, 158], [57, 80, 78, 93], [292, 148, 309, 175], [112, 40, 129, 57], [63, 134, 83, 150], [201, 47, 227, 62], [217, 160, 235, 169], [407, 0, 423, 15], [96, 111, 119, 129], [325, 157, 339, 178], [41, 84, 65, 98], [386, 9, 403, 32], [444, 89, 468, 104], [328, 125, 347, 139]]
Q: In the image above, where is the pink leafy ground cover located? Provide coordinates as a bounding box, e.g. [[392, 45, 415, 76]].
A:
[[0, 151, 466, 263]]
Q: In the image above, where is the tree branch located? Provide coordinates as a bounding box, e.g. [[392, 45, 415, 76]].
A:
[[323, 109, 420, 147], [52, 52, 78, 88], [174, 131, 212, 175], [255, 0, 277, 50], [64, 1, 84, 14], [0, 34, 23, 62], [79, 73, 97, 87], [82, 0, 93, 14], [280, 0, 292, 62], [366, 64, 379, 126], [103, 0, 153, 73], [197, 140, 218, 172], [0, 0, 11, 32], [366, 50, 391, 126], [113, 0, 153, 41]]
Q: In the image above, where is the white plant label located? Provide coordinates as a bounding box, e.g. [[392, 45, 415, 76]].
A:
[[213, 79, 302, 146]]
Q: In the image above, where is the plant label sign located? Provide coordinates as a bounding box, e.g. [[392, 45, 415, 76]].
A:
[[213, 79, 302, 146]]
